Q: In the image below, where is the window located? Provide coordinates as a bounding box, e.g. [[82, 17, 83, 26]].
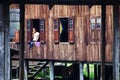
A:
[[10, 9, 20, 42], [26, 19, 45, 43], [60, 18, 68, 42], [90, 17, 101, 43], [54, 17, 74, 44]]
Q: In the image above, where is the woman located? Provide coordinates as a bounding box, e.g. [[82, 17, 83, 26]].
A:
[[29, 28, 39, 48]]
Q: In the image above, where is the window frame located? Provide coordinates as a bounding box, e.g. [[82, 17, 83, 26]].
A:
[[90, 16, 101, 44], [54, 17, 75, 44]]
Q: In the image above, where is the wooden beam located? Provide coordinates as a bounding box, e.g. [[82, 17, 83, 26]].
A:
[[9, 0, 118, 5], [101, 4, 106, 80], [113, 4, 119, 80], [49, 61, 54, 80], [32, 61, 49, 78], [19, 3, 25, 80]]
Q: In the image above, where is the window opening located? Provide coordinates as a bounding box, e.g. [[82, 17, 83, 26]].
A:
[[10, 9, 20, 42], [59, 18, 68, 42], [32, 19, 40, 41]]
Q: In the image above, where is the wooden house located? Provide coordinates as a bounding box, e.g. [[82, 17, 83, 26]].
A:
[[10, 4, 113, 62], [1, 0, 120, 80]]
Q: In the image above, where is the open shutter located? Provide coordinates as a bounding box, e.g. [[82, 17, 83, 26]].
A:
[[68, 18, 74, 43], [54, 19, 59, 43], [90, 18, 96, 43], [39, 19, 45, 44], [27, 20, 33, 42], [96, 17, 101, 43], [14, 30, 19, 42]]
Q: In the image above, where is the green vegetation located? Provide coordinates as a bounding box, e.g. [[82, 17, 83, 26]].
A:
[[83, 64, 94, 80], [34, 63, 95, 80]]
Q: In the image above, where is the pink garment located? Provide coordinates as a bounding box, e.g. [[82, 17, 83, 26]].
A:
[[34, 42, 40, 47]]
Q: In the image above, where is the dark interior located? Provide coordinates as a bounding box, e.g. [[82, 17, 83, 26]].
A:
[[60, 18, 68, 42]]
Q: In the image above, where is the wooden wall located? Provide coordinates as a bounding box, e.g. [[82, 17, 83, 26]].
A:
[[10, 4, 113, 62]]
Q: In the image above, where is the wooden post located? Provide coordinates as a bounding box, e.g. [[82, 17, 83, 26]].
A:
[[19, 3, 25, 80], [3, 1, 10, 80], [113, 4, 119, 80], [0, 1, 10, 80], [101, 4, 106, 80], [87, 64, 90, 80], [0, 3, 4, 80], [24, 60, 28, 80], [49, 61, 54, 80], [79, 63, 84, 80], [94, 64, 97, 80], [98, 65, 101, 80]]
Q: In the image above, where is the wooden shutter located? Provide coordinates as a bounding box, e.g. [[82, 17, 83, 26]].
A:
[[90, 18, 96, 43], [54, 19, 59, 43], [96, 17, 101, 43], [27, 20, 33, 42], [14, 30, 19, 42], [39, 19, 45, 44], [68, 18, 74, 43]]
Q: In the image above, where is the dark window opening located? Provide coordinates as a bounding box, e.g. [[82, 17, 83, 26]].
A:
[[33, 19, 40, 32], [59, 18, 68, 42], [32, 19, 40, 41]]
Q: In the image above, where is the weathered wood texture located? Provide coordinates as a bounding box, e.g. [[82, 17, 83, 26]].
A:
[[10, 4, 113, 62]]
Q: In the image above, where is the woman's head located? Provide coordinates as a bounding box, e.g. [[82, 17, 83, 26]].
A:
[[33, 28, 36, 33]]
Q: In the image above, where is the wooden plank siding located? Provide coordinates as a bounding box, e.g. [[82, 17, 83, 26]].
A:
[[10, 4, 113, 62]]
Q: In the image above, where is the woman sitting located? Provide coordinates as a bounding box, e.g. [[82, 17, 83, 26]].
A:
[[29, 27, 39, 49]]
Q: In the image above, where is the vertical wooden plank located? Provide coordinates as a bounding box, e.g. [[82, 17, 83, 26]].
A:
[[113, 4, 119, 80], [19, 3, 25, 80]]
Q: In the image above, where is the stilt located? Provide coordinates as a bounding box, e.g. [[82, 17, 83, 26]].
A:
[[49, 61, 54, 80], [98, 65, 101, 80], [113, 4, 119, 80], [101, 4, 106, 80], [19, 3, 25, 80], [24, 60, 29, 80], [87, 64, 90, 80], [94, 64, 97, 80], [79, 63, 84, 80]]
